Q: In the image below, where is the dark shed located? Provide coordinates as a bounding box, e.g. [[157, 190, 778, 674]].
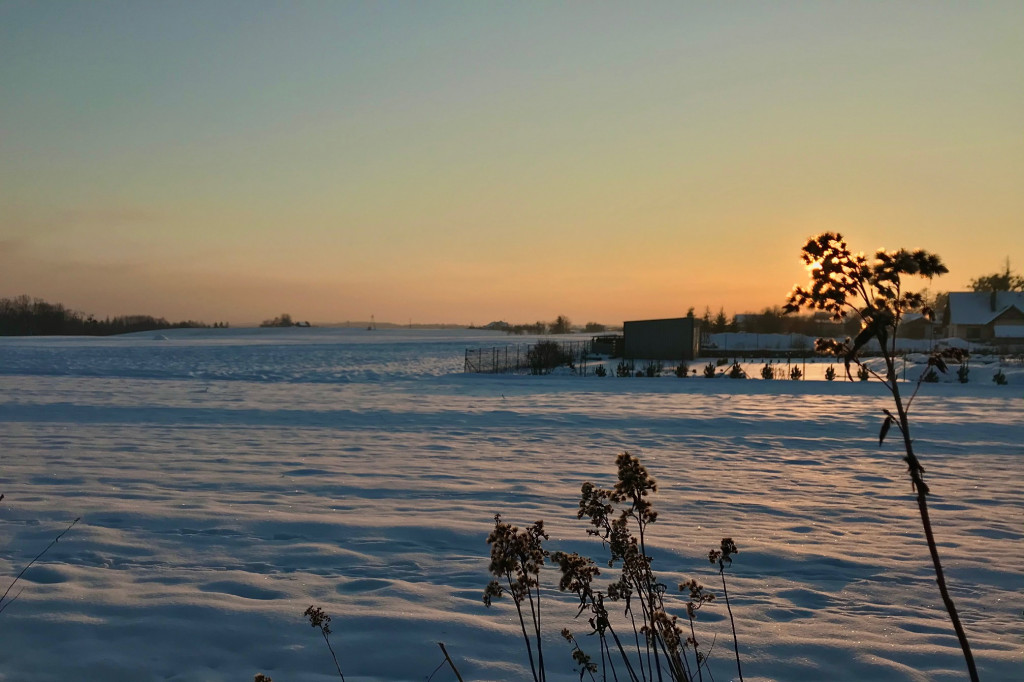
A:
[[623, 316, 700, 361]]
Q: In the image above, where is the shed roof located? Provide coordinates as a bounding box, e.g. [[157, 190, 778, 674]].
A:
[[623, 316, 693, 325]]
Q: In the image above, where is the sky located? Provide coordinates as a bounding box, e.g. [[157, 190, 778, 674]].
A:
[[2, 1, 1022, 326]]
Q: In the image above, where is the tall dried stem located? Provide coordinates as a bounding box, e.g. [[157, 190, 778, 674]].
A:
[[785, 232, 978, 681]]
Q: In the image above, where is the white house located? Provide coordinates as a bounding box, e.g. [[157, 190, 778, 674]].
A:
[[944, 291, 1024, 343]]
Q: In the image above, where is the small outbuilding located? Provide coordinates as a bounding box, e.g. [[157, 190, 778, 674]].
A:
[[623, 316, 700, 361], [897, 312, 936, 340]]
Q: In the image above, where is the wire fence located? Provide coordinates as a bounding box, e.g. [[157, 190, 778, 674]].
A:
[[464, 340, 594, 374]]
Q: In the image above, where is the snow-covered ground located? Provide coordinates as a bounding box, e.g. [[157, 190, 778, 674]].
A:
[[1, 328, 1021, 681]]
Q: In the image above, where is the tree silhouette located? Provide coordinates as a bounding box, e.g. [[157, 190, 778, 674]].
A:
[[260, 313, 295, 328], [968, 258, 1024, 292], [548, 315, 572, 335]]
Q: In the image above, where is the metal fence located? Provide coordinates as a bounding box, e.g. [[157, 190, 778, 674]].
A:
[[464, 344, 525, 373], [464, 340, 594, 374]]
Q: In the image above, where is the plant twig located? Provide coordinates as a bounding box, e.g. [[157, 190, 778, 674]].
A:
[[717, 568, 742, 682], [303, 605, 346, 681], [0, 516, 80, 615], [437, 642, 465, 682], [710, 540, 743, 682], [321, 628, 345, 682], [888, 374, 979, 681]]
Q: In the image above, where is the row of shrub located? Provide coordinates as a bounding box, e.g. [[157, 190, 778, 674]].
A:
[[921, 363, 1009, 384], [590, 361, 1014, 383], [594, 360, 825, 380]]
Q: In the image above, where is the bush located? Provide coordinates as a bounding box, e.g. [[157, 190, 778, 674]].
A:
[[789, 365, 803, 380], [703, 362, 717, 378], [993, 368, 1008, 385], [674, 361, 689, 378], [760, 363, 774, 380], [594, 364, 607, 377], [921, 368, 940, 383], [727, 362, 746, 379], [957, 363, 969, 384], [616, 360, 634, 377], [644, 360, 663, 377], [528, 340, 573, 374], [824, 365, 836, 381], [856, 364, 870, 381]]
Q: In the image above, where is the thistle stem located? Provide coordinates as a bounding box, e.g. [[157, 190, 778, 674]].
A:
[[887, 365, 979, 682], [718, 568, 744, 682]]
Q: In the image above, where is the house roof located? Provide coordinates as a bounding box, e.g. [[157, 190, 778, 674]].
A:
[[947, 291, 1024, 325], [900, 312, 929, 324]]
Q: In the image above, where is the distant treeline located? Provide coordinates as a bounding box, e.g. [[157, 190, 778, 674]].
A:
[[259, 313, 312, 328], [0, 295, 219, 336], [479, 309, 856, 337], [471, 316, 613, 335], [701, 306, 859, 336]]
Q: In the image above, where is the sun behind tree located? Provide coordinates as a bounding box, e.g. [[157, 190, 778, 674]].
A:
[[784, 232, 979, 682]]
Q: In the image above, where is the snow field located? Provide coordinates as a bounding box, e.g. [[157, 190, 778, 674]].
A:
[[0, 329, 1021, 681]]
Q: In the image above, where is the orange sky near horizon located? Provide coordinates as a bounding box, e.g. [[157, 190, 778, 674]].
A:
[[2, 2, 1021, 326]]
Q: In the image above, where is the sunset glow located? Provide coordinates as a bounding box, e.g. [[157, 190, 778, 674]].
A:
[[2, 2, 1021, 325]]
